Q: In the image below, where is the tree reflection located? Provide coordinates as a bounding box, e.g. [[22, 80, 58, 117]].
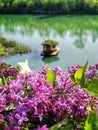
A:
[[1, 15, 98, 49], [71, 29, 87, 49]]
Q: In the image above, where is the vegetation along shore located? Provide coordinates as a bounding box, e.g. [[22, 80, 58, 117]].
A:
[[0, 37, 31, 57]]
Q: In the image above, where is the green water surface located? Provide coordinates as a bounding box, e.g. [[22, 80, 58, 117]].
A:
[[0, 15, 98, 70]]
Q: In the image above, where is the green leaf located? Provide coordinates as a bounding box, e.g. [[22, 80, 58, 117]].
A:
[[0, 122, 5, 130], [84, 111, 98, 130], [46, 69, 56, 87], [84, 114, 92, 130], [5, 103, 15, 111], [49, 117, 68, 130], [74, 62, 88, 87], [0, 77, 8, 86], [88, 78, 98, 94], [49, 117, 76, 130]]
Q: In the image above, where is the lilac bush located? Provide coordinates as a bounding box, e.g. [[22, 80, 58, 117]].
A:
[[0, 62, 98, 130], [0, 62, 19, 78]]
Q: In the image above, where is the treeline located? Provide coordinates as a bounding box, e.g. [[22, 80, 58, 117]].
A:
[[0, 0, 98, 14]]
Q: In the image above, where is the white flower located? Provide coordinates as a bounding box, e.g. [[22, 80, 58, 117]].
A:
[[17, 59, 30, 73]]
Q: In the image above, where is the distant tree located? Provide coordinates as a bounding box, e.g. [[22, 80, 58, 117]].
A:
[[26, 0, 35, 13], [0, 0, 13, 13], [0, 0, 4, 11], [12, 0, 27, 14]]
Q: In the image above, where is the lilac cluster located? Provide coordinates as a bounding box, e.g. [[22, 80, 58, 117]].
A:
[[68, 63, 98, 80], [68, 64, 82, 76], [52, 67, 90, 120], [0, 65, 92, 130], [85, 64, 98, 79], [0, 62, 19, 78], [90, 96, 98, 115]]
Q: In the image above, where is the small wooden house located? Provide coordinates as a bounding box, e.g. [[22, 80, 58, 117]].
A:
[[41, 39, 60, 56]]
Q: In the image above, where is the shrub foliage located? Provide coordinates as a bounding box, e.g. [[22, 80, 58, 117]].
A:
[[0, 0, 98, 14]]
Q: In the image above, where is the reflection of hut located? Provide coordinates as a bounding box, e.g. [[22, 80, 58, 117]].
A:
[[42, 56, 59, 64], [41, 39, 60, 56]]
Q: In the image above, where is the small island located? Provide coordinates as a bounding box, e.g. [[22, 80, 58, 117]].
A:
[[0, 37, 31, 57], [41, 39, 60, 56]]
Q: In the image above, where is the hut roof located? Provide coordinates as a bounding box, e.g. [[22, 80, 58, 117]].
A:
[[41, 39, 59, 46]]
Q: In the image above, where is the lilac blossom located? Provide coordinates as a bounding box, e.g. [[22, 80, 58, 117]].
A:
[[35, 125, 48, 130], [91, 96, 98, 115], [4, 125, 10, 130], [15, 112, 28, 125], [85, 69, 96, 79], [0, 114, 4, 124], [68, 64, 82, 75], [0, 64, 98, 129], [68, 63, 98, 80], [0, 62, 19, 78]]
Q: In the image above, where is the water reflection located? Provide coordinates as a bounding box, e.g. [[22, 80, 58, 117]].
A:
[[72, 30, 87, 49], [1, 15, 98, 49], [42, 56, 59, 64], [0, 15, 98, 70]]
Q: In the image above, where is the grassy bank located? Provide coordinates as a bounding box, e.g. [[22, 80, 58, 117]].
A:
[[0, 37, 31, 57]]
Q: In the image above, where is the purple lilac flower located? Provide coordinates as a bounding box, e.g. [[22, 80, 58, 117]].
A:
[[95, 63, 98, 70], [52, 85, 90, 120], [85, 64, 97, 79], [68, 64, 82, 75], [91, 96, 98, 115], [7, 70, 54, 127], [4, 125, 20, 130], [15, 112, 28, 125], [68, 63, 98, 80], [13, 126, 20, 130], [88, 65, 96, 70], [55, 71, 74, 90], [0, 114, 4, 124], [52, 66, 62, 75], [0, 85, 11, 113], [0, 65, 98, 129], [85, 69, 96, 79], [0, 62, 19, 78], [35, 125, 48, 130], [4, 125, 10, 130]]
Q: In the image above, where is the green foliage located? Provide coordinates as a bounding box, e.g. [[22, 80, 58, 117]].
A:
[[84, 111, 98, 130], [61, 0, 69, 13], [0, 0, 98, 14], [49, 118, 68, 130], [0, 44, 5, 56], [12, 0, 27, 13], [46, 69, 56, 87], [88, 78, 98, 94], [0, 37, 31, 57], [0, 1, 4, 10], [0, 77, 8, 86], [49, 117, 80, 130], [74, 61, 88, 87], [12, 43, 31, 54], [41, 39, 59, 46], [26, 0, 34, 13], [74, 61, 98, 95]]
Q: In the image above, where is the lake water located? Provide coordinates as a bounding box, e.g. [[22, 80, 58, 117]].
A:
[[0, 15, 98, 71]]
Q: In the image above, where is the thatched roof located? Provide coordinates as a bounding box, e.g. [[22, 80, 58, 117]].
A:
[[41, 39, 59, 46]]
